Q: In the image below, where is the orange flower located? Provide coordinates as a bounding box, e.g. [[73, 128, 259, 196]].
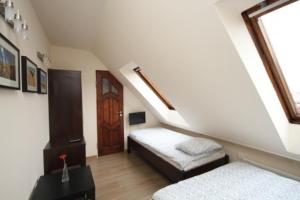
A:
[[59, 154, 67, 160]]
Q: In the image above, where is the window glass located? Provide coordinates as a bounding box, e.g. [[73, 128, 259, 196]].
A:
[[112, 85, 118, 94], [259, 1, 300, 113], [102, 78, 110, 94]]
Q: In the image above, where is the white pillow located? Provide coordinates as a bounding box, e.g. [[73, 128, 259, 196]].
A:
[[175, 138, 222, 156]]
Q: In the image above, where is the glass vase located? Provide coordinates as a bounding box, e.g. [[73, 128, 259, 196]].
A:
[[61, 160, 69, 183]]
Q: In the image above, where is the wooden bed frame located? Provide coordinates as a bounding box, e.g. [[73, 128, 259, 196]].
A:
[[127, 136, 229, 183]]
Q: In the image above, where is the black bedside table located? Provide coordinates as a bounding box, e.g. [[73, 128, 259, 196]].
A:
[[30, 166, 95, 200]]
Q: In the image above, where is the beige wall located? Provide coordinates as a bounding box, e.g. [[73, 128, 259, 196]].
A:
[[50, 46, 159, 156], [0, 0, 50, 199], [163, 124, 300, 180]]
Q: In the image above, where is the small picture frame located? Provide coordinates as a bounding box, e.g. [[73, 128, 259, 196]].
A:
[[0, 33, 20, 90], [22, 56, 38, 93], [37, 68, 47, 94]]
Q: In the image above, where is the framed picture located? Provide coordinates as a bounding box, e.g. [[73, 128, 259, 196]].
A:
[[22, 56, 38, 93], [38, 68, 47, 94], [0, 33, 20, 90]]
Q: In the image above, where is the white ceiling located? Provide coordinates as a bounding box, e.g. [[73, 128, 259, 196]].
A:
[[31, 0, 104, 49]]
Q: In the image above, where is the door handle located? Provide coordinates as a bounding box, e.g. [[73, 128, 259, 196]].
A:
[[117, 111, 123, 117]]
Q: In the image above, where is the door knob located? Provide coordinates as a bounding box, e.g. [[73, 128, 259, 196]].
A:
[[117, 111, 123, 117]]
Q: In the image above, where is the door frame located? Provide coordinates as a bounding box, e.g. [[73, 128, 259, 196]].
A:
[[96, 70, 124, 156]]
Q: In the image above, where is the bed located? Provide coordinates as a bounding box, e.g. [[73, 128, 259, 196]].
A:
[[127, 127, 229, 182], [152, 161, 300, 200]]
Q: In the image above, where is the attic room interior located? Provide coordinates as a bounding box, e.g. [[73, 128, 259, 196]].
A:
[[1, 0, 300, 199]]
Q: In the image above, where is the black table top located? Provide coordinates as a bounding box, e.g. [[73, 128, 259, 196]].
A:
[[30, 166, 95, 200]]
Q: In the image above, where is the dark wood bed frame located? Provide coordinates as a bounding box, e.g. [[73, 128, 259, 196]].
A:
[[127, 136, 229, 183]]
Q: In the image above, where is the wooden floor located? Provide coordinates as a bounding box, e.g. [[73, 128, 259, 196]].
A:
[[87, 152, 170, 200]]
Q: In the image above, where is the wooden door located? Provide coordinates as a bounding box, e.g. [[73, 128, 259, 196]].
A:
[[96, 71, 124, 156]]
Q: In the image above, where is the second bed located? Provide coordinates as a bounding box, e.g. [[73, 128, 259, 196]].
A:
[[152, 161, 300, 200]]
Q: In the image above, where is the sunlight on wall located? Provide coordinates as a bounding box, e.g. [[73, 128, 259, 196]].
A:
[[120, 62, 188, 128]]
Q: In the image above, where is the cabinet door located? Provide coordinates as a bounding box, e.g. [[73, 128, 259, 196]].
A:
[[48, 69, 83, 144], [43, 142, 86, 174]]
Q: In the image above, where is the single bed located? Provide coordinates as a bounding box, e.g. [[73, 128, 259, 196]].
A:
[[127, 127, 229, 182], [152, 161, 300, 200]]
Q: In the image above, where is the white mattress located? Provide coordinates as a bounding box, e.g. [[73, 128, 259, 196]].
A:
[[152, 162, 300, 200], [129, 127, 226, 171]]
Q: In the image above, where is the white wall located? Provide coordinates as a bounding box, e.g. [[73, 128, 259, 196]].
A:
[[123, 86, 159, 147], [0, 0, 50, 199], [91, 0, 300, 161], [50, 46, 159, 156], [119, 62, 188, 128], [164, 124, 300, 181], [214, 0, 300, 155]]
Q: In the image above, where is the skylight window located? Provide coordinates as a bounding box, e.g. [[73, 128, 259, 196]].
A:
[[119, 62, 188, 128], [133, 67, 175, 110], [243, 0, 300, 124]]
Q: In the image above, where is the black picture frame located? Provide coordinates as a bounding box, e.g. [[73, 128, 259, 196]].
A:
[[37, 68, 47, 94], [0, 32, 20, 90], [22, 56, 38, 93]]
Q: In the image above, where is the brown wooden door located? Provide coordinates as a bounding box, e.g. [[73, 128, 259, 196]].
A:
[[96, 71, 124, 156]]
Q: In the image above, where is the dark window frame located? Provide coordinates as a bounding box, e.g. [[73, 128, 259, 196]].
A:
[[242, 0, 300, 124], [133, 67, 175, 110]]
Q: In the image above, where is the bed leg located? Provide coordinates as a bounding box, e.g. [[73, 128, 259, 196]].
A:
[[127, 137, 131, 154], [225, 155, 229, 164]]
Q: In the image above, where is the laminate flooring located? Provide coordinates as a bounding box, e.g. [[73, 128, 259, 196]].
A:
[[87, 152, 170, 200]]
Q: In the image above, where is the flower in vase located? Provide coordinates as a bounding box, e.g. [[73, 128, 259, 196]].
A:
[[59, 154, 67, 161]]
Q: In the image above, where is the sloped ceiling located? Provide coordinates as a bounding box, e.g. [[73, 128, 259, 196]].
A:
[[31, 0, 105, 49], [31, 0, 300, 160]]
